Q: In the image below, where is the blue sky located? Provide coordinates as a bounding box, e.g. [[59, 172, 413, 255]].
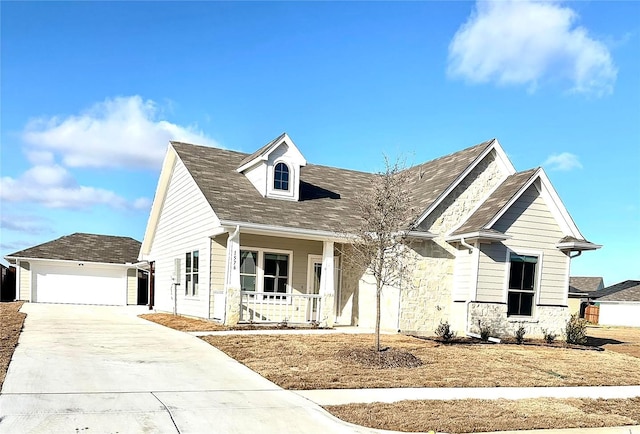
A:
[[1, 1, 638, 286]]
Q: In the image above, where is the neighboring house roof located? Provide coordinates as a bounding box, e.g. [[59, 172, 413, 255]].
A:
[[5, 233, 141, 265], [171, 139, 498, 234], [598, 281, 640, 302], [450, 169, 537, 236], [569, 276, 604, 294], [590, 280, 640, 301]]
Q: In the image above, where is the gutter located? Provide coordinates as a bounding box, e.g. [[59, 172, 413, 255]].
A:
[[219, 220, 343, 241]]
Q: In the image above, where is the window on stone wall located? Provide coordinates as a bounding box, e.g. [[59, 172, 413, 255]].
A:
[[507, 253, 537, 316]]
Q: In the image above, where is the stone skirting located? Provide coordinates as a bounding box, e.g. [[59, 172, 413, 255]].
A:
[[468, 302, 569, 339]]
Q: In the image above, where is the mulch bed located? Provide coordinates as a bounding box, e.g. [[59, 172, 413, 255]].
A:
[[336, 347, 423, 369], [0, 301, 26, 389]]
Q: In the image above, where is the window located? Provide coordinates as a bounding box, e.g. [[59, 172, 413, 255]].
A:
[[185, 250, 199, 296], [273, 162, 289, 191], [507, 253, 537, 316], [240, 250, 257, 292], [264, 253, 288, 297], [239, 249, 290, 299]]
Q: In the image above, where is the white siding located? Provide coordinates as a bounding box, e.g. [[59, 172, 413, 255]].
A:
[[477, 184, 569, 306], [244, 164, 267, 196], [599, 303, 640, 327], [452, 248, 473, 301], [147, 157, 220, 319]]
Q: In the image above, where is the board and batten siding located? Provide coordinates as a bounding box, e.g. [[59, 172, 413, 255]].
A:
[[147, 156, 220, 319], [477, 183, 569, 306], [19, 261, 31, 301], [127, 268, 137, 305], [452, 247, 473, 301]]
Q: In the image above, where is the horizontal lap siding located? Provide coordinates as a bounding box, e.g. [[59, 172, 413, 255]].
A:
[[148, 157, 219, 319], [477, 243, 506, 302], [493, 184, 569, 306], [19, 261, 31, 301], [239, 234, 323, 294], [127, 268, 137, 305]]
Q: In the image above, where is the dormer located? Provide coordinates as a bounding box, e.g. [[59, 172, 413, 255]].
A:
[[236, 133, 307, 201]]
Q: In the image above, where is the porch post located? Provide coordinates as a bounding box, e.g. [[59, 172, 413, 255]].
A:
[[224, 226, 241, 326], [319, 240, 335, 327]]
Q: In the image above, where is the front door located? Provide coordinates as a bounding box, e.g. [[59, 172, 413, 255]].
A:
[[307, 256, 323, 321]]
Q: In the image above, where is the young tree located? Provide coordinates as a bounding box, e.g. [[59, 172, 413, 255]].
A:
[[341, 156, 415, 352]]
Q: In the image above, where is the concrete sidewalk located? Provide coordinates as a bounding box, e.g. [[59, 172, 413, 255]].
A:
[[0, 303, 375, 434], [296, 385, 640, 405]]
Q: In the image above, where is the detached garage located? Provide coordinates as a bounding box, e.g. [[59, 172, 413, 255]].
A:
[[595, 280, 640, 328], [5, 233, 146, 306]]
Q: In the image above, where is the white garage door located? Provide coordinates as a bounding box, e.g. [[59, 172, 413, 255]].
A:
[[599, 303, 640, 327], [34, 263, 126, 305]]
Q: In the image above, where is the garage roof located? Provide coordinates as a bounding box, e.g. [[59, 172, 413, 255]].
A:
[[6, 233, 141, 265], [595, 280, 640, 302]]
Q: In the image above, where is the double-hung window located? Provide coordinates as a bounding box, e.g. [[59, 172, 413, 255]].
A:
[[239, 249, 290, 300], [507, 253, 537, 316], [185, 250, 199, 296]]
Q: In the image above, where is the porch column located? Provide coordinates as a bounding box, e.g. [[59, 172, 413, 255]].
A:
[[319, 240, 335, 327], [224, 226, 241, 326]]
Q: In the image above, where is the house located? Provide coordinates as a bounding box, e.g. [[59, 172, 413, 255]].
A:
[[139, 133, 600, 337], [588, 280, 640, 327], [5, 233, 147, 306], [568, 276, 604, 316]]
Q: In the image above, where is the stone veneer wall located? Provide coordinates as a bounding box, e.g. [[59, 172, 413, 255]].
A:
[[468, 302, 569, 339], [399, 151, 505, 335]]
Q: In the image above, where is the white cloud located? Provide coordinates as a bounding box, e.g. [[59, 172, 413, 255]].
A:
[[0, 164, 151, 210], [447, 0, 617, 96], [543, 152, 583, 171], [0, 214, 53, 235], [22, 95, 219, 169]]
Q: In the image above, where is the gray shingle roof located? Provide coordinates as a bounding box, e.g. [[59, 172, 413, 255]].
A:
[[451, 169, 537, 236], [238, 133, 286, 168], [171, 139, 494, 233], [590, 280, 640, 301], [6, 233, 141, 264], [599, 282, 640, 302], [569, 276, 604, 293]]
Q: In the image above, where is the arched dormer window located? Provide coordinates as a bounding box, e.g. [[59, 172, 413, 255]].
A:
[[274, 162, 290, 191]]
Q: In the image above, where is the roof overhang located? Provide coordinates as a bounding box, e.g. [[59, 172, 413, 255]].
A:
[[556, 240, 602, 252], [3, 256, 139, 268], [219, 220, 342, 242], [445, 230, 511, 244]]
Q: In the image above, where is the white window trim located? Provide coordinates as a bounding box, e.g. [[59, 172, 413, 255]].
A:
[[185, 250, 200, 299], [503, 247, 544, 319], [267, 159, 296, 200], [240, 246, 293, 303]]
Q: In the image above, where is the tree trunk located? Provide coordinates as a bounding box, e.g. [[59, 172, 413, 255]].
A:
[[375, 283, 381, 352]]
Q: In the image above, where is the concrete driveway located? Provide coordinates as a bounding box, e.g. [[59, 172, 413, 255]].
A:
[[0, 303, 372, 433]]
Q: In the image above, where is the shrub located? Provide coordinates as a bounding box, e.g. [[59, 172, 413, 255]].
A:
[[514, 323, 526, 344], [435, 321, 456, 342], [542, 328, 557, 344], [565, 314, 588, 345], [477, 320, 492, 341]]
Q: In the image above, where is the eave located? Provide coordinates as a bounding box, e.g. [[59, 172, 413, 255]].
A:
[[556, 241, 602, 252]]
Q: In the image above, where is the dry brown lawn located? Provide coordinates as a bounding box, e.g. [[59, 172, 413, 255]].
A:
[[202, 333, 640, 389], [139, 313, 227, 332], [0, 301, 26, 389], [587, 325, 640, 358], [326, 397, 640, 433]]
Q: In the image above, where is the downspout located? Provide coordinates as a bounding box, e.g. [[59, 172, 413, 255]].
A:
[[461, 237, 475, 337], [569, 251, 582, 259]]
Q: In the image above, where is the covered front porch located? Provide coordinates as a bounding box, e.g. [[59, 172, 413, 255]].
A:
[[210, 223, 350, 327]]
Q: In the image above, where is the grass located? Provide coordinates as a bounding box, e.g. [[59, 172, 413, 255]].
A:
[[325, 397, 640, 433], [202, 333, 640, 389], [139, 313, 227, 332], [0, 301, 26, 389], [587, 325, 640, 358]]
